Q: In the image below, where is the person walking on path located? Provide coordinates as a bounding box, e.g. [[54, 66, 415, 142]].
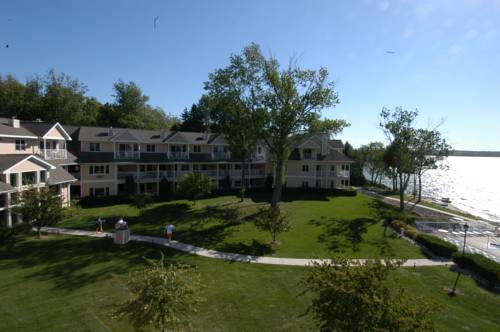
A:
[[95, 216, 103, 233], [164, 224, 175, 242]]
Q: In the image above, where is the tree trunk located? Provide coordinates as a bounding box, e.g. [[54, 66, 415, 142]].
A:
[[412, 173, 417, 199], [418, 172, 422, 203], [271, 158, 285, 209], [37, 224, 42, 239], [240, 160, 246, 202], [398, 171, 405, 211]]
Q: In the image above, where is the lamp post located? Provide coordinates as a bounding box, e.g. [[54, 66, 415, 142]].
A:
[[449, 223, 469, 296]]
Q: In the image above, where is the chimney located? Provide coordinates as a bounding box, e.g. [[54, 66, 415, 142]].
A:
[[108, 127, 113, 136], [9, 117, 20, 128]]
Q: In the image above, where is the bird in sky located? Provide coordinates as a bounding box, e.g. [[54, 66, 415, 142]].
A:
[[386, 50, 396, 54], [154, 16, 159, 30], [5, 44, 8, 48]]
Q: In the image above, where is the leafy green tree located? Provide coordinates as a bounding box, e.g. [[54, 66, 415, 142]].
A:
[[358, 142, 386, 185], [130, 194, 153, 213], [176, 172, 212, 205], [204, 43, 267, 202], [261, 54, 339, 208], [255, 206, 291, 243], [117, 252, 203, 332], [412, 129, 450, 202], [308, 114, 350, 137], [12, 186, 63, 238], [302, 258, 437, 332], [379, 107, 418, 210]]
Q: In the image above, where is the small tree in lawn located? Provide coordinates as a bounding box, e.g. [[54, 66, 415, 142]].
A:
[[176, 173, 212, 205], [130, 193, 153, 214], [302, 257, 437, 332], [116, 252, 203, 332], [12, 186, 63, 238], [255, 206, 291, 244]]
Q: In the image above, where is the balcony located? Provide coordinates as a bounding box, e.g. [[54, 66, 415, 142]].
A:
[[138, 172, 157, 180], [159, 171, 174, 179], [115, 151, 140, 159], [231, 169, 265, 177], [212, 152, 231, 160], [169, 152, 189, 160], [337, 170, 350, 178], [197, 170, 218, 177], [41, 149, 67, 160], [117, 171, 137, 179], [316, 171, 336, 178]]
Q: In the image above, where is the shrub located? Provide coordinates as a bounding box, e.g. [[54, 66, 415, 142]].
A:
[[452, 252, 500, 285], [403, 225, 419, 239], [390, 220, 406, 233], [415, 233, 458, 257]]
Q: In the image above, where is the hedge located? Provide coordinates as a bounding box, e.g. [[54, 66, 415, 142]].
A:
[[452, 252, 500, 285], [414, 233, 458, 257]]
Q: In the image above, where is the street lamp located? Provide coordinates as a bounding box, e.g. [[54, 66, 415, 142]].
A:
[[449, 223, 469, 296]]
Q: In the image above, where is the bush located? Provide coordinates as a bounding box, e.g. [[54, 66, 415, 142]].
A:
[[452, 252, 500, 285], [0, 223, 31, 242], [415, 233, 458, 257], [390, 220, 406, 233], [403, 225, 419, 239]]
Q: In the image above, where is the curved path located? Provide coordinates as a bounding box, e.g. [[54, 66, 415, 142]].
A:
[[42, 227, 451, 267]]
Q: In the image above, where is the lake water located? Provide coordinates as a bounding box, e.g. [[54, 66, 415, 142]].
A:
[[378, 156, 500, 224]]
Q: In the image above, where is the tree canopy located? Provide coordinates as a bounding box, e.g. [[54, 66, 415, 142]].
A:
[[0, 71, 179, 130]]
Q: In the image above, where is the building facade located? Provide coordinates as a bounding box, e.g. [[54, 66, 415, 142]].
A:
[[0, 117, 354, 227]]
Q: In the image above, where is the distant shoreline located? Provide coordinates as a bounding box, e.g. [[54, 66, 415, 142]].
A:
[[449, 150, 500, 157]]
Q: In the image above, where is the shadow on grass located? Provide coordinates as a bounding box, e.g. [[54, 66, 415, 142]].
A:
[[0, 236, 180, 293], [216, 240, 274, 256]]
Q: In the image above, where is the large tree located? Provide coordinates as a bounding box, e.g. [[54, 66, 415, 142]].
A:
[[261, 55, 339, 208], [176, 172, 212, 205], [12, 186, 64, 238], [379, 107, 418, 210], [358, 142, 386, 185], [302, 258, 437, 332], [412, 128, 451, 202], [204, 43, 266, 202]]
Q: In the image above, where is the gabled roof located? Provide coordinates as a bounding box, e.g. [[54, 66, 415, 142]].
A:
[[110, 129, 143, 142], [77, 126, 170, 143], [0, 154, 56, 173], [164, 131, 210, 144]]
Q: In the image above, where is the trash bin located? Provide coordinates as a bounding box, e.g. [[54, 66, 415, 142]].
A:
[[114, 229, 130, 245]]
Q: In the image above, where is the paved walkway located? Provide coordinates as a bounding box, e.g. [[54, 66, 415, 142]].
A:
[[42, 227, 451, 267]]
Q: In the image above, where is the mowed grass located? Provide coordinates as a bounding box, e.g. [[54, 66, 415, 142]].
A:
[[60, 192, 424, 259], [1, 235, 499, 332]]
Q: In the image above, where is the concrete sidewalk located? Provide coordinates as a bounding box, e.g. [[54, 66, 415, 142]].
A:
[[42, 227, 451, 268]]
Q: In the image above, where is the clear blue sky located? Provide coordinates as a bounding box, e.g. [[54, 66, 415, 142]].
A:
[[1, 0, 499, 150]]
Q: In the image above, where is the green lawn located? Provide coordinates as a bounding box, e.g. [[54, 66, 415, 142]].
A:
[[60, 192, 424, 259], [1, 235, 499, 331]]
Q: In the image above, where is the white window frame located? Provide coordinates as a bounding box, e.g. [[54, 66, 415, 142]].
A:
[[89, 143, 101, 152], [146, 144, 156, 152], [15, 139, 27, 151]]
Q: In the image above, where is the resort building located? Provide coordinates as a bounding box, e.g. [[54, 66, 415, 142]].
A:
[[0, 117, 353, 227]]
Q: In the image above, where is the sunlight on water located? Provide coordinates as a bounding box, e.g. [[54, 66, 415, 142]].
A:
[[420, 156, 500, 223]]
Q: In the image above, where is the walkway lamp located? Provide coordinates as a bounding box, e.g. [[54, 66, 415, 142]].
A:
[[449, 223, 469, 296]]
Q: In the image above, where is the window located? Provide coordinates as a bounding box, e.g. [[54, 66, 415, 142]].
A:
[[89, 143, 101, 152], [146, 144, 156, 152], [341, 164, 350, 171], [302, 165, 309, 172], [40, 171, 46, 183], [257, 146, 262, 154], [90, 187, 108, 197], [331, 165, 335, 171], [22, 172, 36, 185], [193, 145, 201, 153], [9, 174, 17, 186], [316, 165, 321, 171], [302, 181, 309, 188], [303, 149, 312, 159], [89, 165, 109, 174], [15, 139, 27, 151]]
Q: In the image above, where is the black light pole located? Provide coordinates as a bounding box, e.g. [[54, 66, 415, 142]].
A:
[[450, 223, 469, 296]]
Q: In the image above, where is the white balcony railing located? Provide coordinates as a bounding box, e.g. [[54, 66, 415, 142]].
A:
[[198, 170, 218, 177], [169, 152, 189, 160], [316, 171, 336, 178], [231, 169, 265, 177], [115, 151, 140, 159], [337, 170, 350, 178], [138, 172, 157, 179], [41, 149, 67, 160]]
